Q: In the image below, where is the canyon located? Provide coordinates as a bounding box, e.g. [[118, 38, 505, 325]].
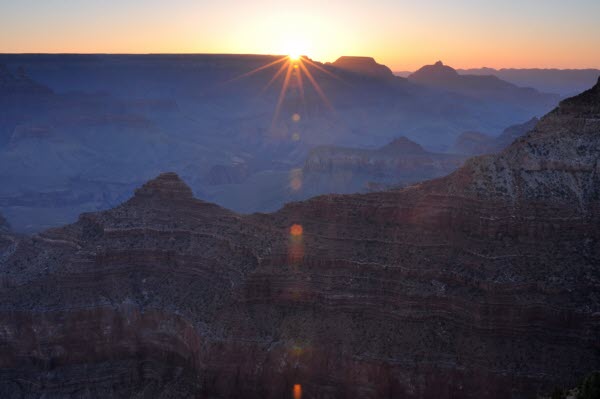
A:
[[0, 77, 598, 398]]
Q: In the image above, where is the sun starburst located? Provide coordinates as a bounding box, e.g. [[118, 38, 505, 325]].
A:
[[227, 53, 339, 130]]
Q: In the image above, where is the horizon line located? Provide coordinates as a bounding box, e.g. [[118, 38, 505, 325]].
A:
[[1, 52, 599, 71]]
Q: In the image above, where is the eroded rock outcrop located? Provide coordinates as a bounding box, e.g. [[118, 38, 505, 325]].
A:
[[0, 81, 599, 398]]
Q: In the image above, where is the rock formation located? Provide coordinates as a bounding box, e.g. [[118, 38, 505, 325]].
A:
[[0, 81, 599, 398], [303, 136, 467, 190], [330, 56, 395, 79], [409, 61, 559, 105], [410, 60, 459, 81]]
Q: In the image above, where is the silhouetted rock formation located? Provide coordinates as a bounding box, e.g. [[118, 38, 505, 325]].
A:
[[409, 61, 559, 105], [330, 56, 395, 79], [410, 60, 459, 81]]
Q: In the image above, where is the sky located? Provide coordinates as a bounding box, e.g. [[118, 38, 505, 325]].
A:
[[1, 0, 599, 71]]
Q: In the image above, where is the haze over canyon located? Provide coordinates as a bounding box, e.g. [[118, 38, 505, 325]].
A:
[[1, 54, 586, 232]]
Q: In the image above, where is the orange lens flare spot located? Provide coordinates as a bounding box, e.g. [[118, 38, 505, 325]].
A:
[[293, 384, 302, 399], [290, 224, 303, 236], [292, 113, 301, 122]]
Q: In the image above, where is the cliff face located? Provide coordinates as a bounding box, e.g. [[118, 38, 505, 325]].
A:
[[452, 78, 600, 205], [0, 82, 599, 398]]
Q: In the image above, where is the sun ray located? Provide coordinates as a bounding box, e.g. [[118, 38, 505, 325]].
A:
[[227, 52, 336, 129], [302, 57, 344, 82], [260, 59, 290, 95], [294, 61, 305, 105], [226, 56, 288, 83], [271, 61, 294, 129], [299, 61, 334, 112]]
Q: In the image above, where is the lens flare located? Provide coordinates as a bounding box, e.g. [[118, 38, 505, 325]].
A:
[[293, 384, 302, 399], [288, 223, 304, 264], [290, 224, 303, 236]]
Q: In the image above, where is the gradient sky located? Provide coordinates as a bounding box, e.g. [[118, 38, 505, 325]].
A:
[[1, 0, 599, 71]]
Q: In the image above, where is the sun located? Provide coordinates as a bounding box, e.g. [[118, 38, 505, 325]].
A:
[[284, 38, 306, 61], [227, 40, 338, 131]]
